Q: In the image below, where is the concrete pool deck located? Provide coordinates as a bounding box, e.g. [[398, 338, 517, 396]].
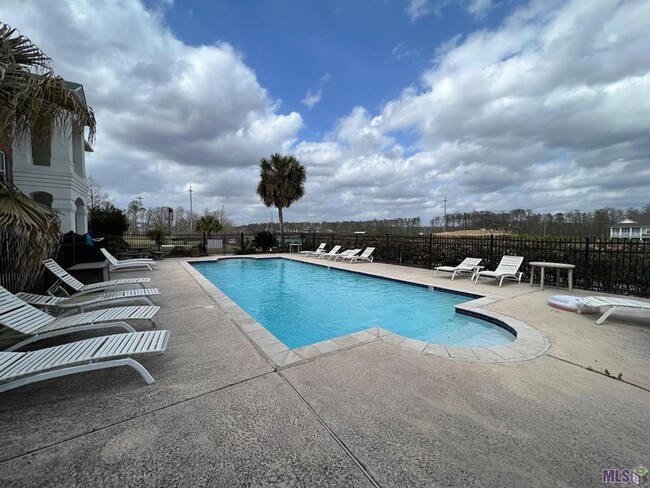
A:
[[0, 256, 648, 486]]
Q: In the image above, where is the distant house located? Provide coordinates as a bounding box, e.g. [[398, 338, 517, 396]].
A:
[[4, 81, 93, 234], [609, 218, 650, 242]]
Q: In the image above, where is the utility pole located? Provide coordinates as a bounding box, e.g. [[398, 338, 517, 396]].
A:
[[188, 186, 194, 232], [442, 196, 448, 234], [137, 195, 144, 232]]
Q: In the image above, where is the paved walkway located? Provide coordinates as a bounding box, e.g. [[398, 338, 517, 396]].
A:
[[0, 257, 648, 487]]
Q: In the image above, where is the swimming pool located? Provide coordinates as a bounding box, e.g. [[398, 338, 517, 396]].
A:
[[192, 258, 516, 349]]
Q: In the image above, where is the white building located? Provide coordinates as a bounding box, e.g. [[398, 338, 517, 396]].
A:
[[9, 82, 93, 234], [609, 218, 650, 242]]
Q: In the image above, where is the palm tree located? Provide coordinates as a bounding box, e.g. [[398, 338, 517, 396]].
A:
[[0, 23, 96, 148], [256, 153, 306, 249], [195, 214, 223, 237], [0, 23, 95, 292]]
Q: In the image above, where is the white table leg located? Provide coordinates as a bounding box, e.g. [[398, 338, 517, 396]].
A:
[[568, 269, 573, 292], [540, 267, 545, 291], [530, 266, 534, 286]]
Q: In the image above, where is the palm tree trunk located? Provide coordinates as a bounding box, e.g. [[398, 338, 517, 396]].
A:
[[278, 206, 284, 250]]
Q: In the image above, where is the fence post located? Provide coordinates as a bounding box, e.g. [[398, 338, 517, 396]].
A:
[[428, 233, 433, 269], [202, 232, 207, 255], [489, 233, 494, 266], [584, 236, 590, 290], [240, 232, 244, 253], [386, 234, 389, 263], [355, 233, 358, 248]]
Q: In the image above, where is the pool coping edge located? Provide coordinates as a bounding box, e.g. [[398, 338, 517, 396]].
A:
[[181, 256, 550, 366]]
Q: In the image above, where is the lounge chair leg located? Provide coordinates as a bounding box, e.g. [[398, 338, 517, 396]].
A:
[[596, 307, 618, 325], [0, 358, 155, 394], [499, 276, 505, 287]]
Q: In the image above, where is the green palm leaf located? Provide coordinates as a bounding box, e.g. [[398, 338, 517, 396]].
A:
[[256, 153, 307, 248]]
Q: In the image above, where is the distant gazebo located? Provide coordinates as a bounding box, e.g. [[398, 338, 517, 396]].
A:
[[609, 218, 650, 242]]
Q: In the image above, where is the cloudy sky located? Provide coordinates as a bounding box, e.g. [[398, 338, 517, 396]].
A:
[[3, 0, 649, 224]]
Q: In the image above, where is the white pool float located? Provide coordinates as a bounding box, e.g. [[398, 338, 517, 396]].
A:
[[548, 295, 598, 314]]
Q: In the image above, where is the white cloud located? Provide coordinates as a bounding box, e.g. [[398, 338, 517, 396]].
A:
[[406, 0, 433, 22], [467, 0, 495, 19], [407, 0, 494, 22], [392, 42, 419, 60], [0, 0, 302, 220], [2, 0, 648, 224], [316, 0, 650, 218], [301, 89, 323, 109]]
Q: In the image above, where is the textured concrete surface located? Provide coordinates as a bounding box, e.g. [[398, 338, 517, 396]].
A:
[[1, 256, 648, 487], [0, 260, 273, 460], [0, 374, 372, 487], [485, 288, 650, 389], [282, 341, 650, 488]]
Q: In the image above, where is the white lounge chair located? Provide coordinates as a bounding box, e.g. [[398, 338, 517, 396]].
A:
[[329, 249, 360, 261], [0, 286, 159, 352], [342, 247, 375, 263], [317, 245, 342, 259], [434, 258, 483, 280], [300, 243, 326, 257], [0, 330, 170, 393], [16, 288, 160, 315], [474, 256, 524, 287], [101, 248, 155, 271], [43, 259, 151, 296], [578, 296, 650, 325]]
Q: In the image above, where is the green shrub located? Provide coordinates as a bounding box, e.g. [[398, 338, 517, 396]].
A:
[[252, 231, 277, 252], [147, 228, 166, 247]]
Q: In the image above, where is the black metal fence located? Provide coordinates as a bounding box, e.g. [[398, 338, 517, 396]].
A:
[[298, 233, 649, 297], [2, 231, 647, 297]]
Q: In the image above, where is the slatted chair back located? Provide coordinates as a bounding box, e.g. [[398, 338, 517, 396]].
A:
[[323, 245, 342, 256], [42, 259, 85, 292], [458, 257, 482, 268], [494, 256, 524, 274], [100, 248, 120, 266], [359, 247, 375, 259], [0, 286, 55, 335]]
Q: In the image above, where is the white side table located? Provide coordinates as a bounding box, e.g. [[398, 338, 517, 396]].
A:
[[529, 262, 575, 292]]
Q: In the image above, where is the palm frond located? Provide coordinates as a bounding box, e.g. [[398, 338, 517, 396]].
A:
[[0, 186, 60, 293], [0, 22, 96, 146]]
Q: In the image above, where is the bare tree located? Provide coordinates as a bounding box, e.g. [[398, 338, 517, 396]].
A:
[[87, 175, 110, 209]]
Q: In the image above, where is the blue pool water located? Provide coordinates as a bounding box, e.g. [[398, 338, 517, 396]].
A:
[[192, 258, 515, 349]]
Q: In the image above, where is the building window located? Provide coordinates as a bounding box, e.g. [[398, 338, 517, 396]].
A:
[[31, 191, 53, 208], [72, 127, 84, 177], [31, 134, 52, 166]]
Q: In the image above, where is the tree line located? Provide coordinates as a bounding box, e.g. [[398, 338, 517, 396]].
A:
[[88, 175, 649, 238], [428, 205, 650, 237], [237, 206, 649, 237], [87, 176, 234, 236]]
